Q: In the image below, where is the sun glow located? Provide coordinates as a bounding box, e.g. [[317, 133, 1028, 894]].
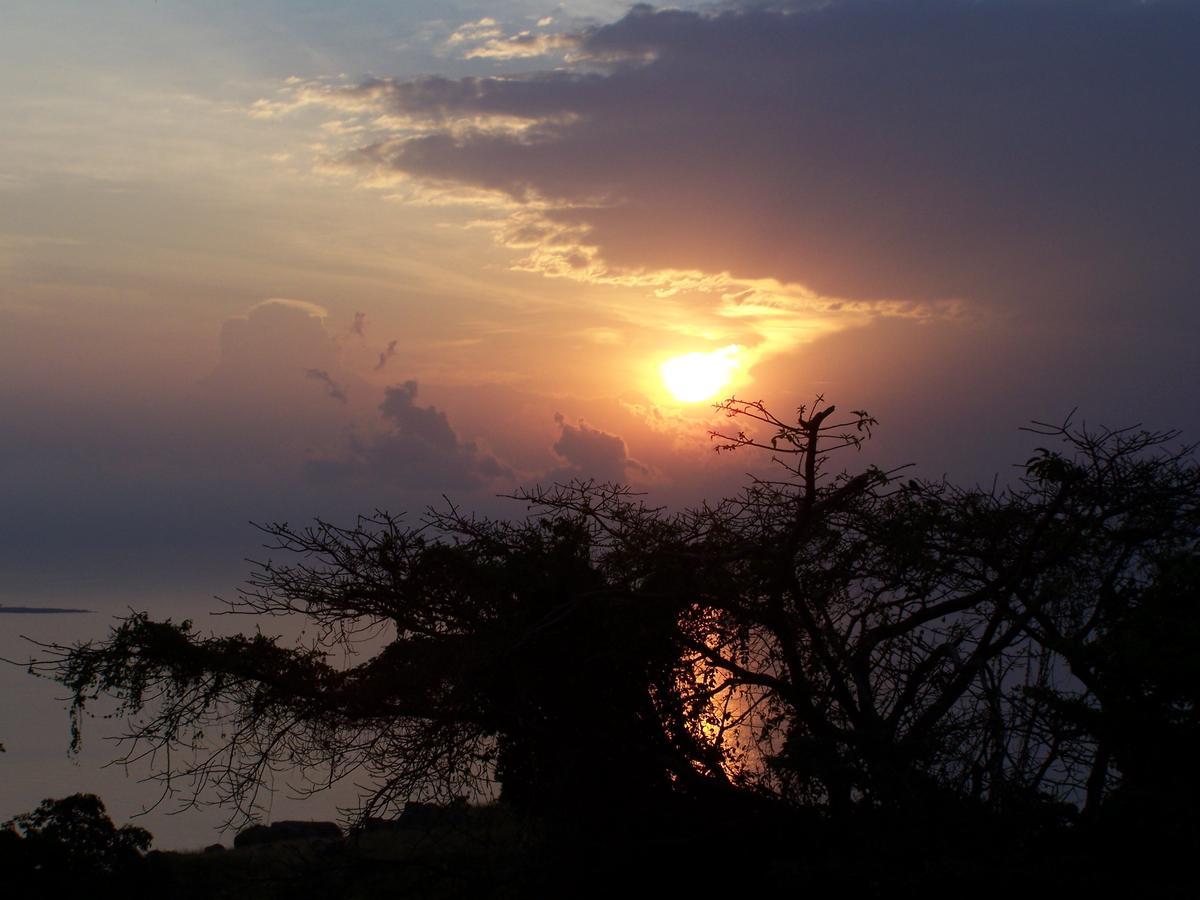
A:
[[660, 345, 741, 403]]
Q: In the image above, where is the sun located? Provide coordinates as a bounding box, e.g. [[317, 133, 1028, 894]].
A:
[[660, 345, 741, 403]]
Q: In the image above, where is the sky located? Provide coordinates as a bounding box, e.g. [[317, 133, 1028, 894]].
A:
[[3, 0, 1199, 846]]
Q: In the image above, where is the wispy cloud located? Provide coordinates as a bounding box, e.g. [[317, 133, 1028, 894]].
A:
[[375, 339, 398, 371], [304, 367, 347, 403], [445, 17, 502, 46], [463, 30, 579, 60], [444, 16, 579, 60]]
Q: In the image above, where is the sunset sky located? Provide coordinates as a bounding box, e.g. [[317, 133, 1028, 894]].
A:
[[3, 0, 1199, 845]]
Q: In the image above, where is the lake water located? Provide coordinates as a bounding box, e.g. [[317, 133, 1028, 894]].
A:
[[1, 590, 360, 850]]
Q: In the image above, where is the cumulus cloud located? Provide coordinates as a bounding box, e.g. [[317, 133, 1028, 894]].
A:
[[213, 299, 342, 392], [189, 299, 373, 476], [379, 380, 459, 446], [306, 380, 511, 489], [198, 303, 511, 492], [293, 0, 1200, 321], [208, 300, 401, 411], [550, 412, 647, 483]]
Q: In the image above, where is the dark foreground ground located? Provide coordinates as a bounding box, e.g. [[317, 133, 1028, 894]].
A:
[[11, 801, 1197, 900]]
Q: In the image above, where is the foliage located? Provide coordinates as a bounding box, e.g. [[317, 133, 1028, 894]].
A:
[[1, 793, 152, 882], [27, 398, 1200, 843]]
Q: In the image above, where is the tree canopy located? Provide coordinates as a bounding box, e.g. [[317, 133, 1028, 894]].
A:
[[1, 793, 152, 891], [30, 398, 1200, 847]]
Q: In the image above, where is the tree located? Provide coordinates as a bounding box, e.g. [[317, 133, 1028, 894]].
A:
[[1011, 420, 1200, 823], [1, 793, 152, 887], [27, 398, 1200, 842], [698, 405, 1199, 825]]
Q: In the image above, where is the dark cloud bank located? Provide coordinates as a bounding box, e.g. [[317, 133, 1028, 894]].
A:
[[340, 0, 1200, 319]]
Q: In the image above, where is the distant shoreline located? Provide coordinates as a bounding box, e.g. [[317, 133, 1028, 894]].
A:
[[0, 606, 93, 614]]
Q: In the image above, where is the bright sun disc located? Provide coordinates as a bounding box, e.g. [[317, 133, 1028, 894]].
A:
[[660, 345, 740, 403]]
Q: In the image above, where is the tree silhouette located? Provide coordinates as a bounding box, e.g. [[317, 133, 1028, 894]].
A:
[[27, 399, 1200, 854], [2, 793, 152, 892]]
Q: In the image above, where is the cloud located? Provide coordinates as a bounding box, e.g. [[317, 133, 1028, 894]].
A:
[[446, 18, 502, 45], [379, 380, 458, 447], [351, 310, 366, 336], [462, 30, 579, 60], [306, 380, 511, 490], [194, 299, 375, 471], [294, 0, 1200, 322], [196, 304, 511, 494], [375, 339, 398, 371], [205, 300, 360, 429], [444, 16, 578, 61], [248, 297, 328, 319], [218, 299, 336, 379], [304, 367, 348, 403], [550, 412, 647, 483]]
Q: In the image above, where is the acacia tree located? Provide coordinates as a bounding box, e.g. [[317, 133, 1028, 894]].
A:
[[36, 487, 741, 827], [661, 401, 1069, 814], [28, 398, 1199, 831], [702, 404, 1200, 823]]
